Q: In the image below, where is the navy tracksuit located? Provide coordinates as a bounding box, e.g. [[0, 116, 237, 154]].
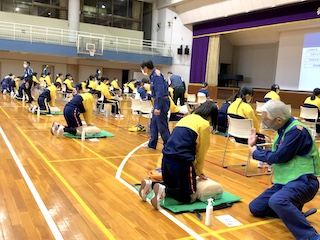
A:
[[148, 69, 170, 149]]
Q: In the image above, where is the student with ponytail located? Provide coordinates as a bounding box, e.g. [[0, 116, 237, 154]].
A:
[[227, 87, 271, 169], [303, 88, 320, 135], [264, 84, 280, 102]]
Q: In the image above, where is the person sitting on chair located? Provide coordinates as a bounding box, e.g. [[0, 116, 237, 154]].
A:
[[227, 87, 271, 170], [198, 82, 210, 99], [248, 99, 320, 240], [169, 96, 188, 122], [303, 88, 320, 136], [139, 101, 218, 209], [137, 78, 151, 101], [96, 76, 123, 118], [264, 84, 280, 102]]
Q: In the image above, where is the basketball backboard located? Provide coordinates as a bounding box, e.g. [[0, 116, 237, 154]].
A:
[[77, 35, 103, 56]]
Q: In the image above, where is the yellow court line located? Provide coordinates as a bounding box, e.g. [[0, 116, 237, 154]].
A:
[[176, 218, 280, 240], [72, 140, 140, 183], [181, 213, 225, 240], [0, 107, 11, 119], [17, 127, 116, 240]]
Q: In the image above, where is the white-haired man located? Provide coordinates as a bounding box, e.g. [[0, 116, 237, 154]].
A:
[[248, 99, 320, 240]]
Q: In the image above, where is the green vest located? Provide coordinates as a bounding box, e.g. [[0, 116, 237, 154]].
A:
[[272, 120, 320, 184]]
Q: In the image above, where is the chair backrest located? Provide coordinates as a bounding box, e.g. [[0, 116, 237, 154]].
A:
[[197, 94, 207, 104], [187, 94, 196, 102], [123, 86, 129, 94], [255, 101, 265, 114], [286, 104, 292, 114], [197, 92, 206, 97], [227, 116, 253, 139], [140, 100, 153, 114], [131, 98, 142, 111], [97, 94, 104, 102], [300, 106, 318, 120]]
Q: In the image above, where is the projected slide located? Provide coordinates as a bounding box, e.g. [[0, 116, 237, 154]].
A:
[[298, 32, 320, 91]]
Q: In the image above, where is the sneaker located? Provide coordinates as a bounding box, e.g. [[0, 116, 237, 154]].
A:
[[257, 161, 264, 168], [141, 142, 150, 148], [267, 164, 272, 172], [51, 122, 59, 135], [151, 183, 166, 210], [32, 105, 38, 113], [115, 114, 124, 118], [138, 179, 152, 201], [28, 104, 34, 112], [56, 125, 65, 138]]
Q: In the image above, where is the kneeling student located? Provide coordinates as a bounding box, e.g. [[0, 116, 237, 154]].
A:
[[29, 82, 61, 114], [51, 92, 100, 137], [139, 101, 218, 209]]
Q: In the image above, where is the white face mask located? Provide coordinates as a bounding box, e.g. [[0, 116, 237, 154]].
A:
[[141, 69, 148, 76], [144, 83, 150, 88], [23, 64, 27, 68]]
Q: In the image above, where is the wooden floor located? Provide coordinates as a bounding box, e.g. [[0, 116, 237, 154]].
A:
[[0, 93, 319, 240]]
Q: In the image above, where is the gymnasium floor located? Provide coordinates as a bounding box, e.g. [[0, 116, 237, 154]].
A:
[[0, 93, 319, 240]]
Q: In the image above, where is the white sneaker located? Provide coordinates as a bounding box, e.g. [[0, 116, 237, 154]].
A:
[[257, 161, 264, 168], [56, 125, 65, 138], [32, 105, 38, 113], [51, 122, 59, 135], [115, 114, 124, 118], [28, 104, 34, 112], [151, 183, 166, 210], [139, 179, 152, 201]]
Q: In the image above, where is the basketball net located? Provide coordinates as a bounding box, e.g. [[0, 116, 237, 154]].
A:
[[89, 49, 96, 57]]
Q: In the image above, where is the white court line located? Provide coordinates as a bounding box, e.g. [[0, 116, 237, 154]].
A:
[[115, 141, 204, 240], [0, 127, 64, 240]]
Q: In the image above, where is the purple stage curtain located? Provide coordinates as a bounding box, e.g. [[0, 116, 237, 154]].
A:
[[189, 37, 209, 84]]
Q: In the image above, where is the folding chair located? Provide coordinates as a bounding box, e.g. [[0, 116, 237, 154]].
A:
[[255, 101, 265, 116], [197, 92, 207, 104], [96, 95, 116, 118], [187, 93, 199, 111], [299, 106, 319, 132], [139, 100, 153, 135], [222, 116, 272, 177], [127, 98, 142, 129]]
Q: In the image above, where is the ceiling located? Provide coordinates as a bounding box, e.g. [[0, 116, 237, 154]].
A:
[[223, 18, 320, 46]]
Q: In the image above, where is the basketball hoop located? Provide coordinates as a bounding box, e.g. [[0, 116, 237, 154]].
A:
[[89, 49, 96, 57]]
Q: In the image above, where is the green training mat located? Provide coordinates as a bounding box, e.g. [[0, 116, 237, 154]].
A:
[[161, 191, 241, 213], [136, 186, 241, 213], [64, 130, 115, 139], [33, 111, 63, 115], [49, 111, 64, 115]]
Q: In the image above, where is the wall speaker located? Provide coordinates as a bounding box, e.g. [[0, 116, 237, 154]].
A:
[[184, 45, 190, 55], [177, 45, 183, 55]]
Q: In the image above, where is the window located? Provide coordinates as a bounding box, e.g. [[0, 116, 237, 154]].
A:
[[82, 0, 142, 30]]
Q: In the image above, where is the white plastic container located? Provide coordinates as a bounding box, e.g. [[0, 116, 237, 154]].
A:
[[81, 129, 86, 141], [205, 198, 214, 226]]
